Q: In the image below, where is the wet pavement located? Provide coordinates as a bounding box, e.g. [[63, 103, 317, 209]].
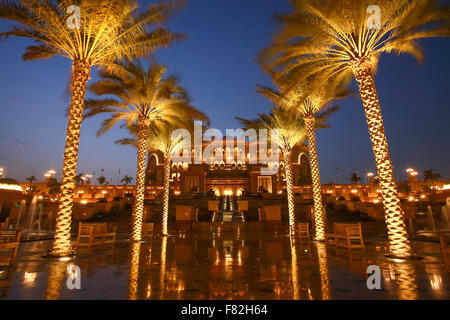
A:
[[1, 229, 449, 300]]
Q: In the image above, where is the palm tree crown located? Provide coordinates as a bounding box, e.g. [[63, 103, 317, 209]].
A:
[[84, 59, 208, 131], [260, 0, 450, 82], [0, 0, 185, 69]]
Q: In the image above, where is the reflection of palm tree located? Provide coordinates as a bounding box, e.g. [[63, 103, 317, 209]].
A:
[[45, 261, 68, 300], [127, 242, 141, 300], [258, 0, 450, 258], [0, 0, 185, 258], [86, 60, 209, 241], [289, 237, 300, 300], [160, 237, 168, 300], [315, 243, 330, 300], [393, 262, 418, 300]]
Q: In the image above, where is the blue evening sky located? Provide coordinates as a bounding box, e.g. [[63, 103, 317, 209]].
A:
[[0, 0, 449, 184]]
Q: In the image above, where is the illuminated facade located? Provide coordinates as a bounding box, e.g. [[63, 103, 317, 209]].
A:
[[146, 139, 311, 196]]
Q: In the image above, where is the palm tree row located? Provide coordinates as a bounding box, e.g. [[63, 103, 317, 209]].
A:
[[237, 105, 338, 236], [85, 59, 209, 240], [259, 0, 449, 257], [0, 0, 185, 257]]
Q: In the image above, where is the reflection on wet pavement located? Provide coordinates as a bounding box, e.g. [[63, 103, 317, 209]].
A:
[[1, 229, 449, 300]]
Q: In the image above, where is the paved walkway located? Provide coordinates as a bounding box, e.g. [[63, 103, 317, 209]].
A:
[[1, 230, 449, 299]]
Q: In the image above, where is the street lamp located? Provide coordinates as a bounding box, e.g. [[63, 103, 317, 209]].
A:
[[44, 169, 56, 178]]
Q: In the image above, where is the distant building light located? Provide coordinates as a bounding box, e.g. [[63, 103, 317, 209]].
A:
[[0, 184, 23, 191]]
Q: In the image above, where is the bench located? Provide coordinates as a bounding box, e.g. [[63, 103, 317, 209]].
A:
[[326, 223, 365, 250], [0, 229, 22, 264], [75, 222, 117, 249]]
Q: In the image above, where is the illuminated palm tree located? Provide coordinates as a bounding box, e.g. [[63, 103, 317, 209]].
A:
[[117, 120, 208, 237], [259, 0, 450, 257], [0, 0, 185, 257], [85, 60, 208, 240], [256, 80, 349, 241], [236, 106, 336, 236]]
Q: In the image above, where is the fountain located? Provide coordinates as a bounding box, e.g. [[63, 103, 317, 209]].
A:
[[16, 195, 55, 240]]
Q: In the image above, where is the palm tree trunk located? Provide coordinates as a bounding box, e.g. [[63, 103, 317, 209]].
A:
[[353, 63, 412, 258], [49, 61, 90, 257], [305, 116, 326, 241], [162, 153, 171, 236], [284, 149, 296, 235], [130, 120, 150, 242], [290, 237, 300, 300]]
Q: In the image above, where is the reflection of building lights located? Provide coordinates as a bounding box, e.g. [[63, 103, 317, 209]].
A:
[[59, 257, 71, 262], [429, 274, 442, 291], [0, 184, 23, 191], [24, 272, 37, 284], [81, 200, 88, 204]]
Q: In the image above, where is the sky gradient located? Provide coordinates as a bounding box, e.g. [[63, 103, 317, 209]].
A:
[[0, 0, 449, 185]]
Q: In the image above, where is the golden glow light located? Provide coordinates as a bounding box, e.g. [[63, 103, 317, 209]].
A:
[[0, 184, 23, 191], [443, 184, 450, 190], [224, 190, 233, 196], [80, 200, 88, 204]]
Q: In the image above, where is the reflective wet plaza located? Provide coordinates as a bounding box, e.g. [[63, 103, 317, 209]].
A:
[[1, 228, 449, 300]]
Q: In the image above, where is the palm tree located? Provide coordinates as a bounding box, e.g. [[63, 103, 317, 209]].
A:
[[74, 173, 84, 185], [121, 175, 134, 185], [256, 79, 349, 241], [25, 176, 37, 191], [350, 173, 362, 185], [118, 122, 199, 237], [97, 175, 107, 186], [0, 0, 185, 257], [259, 0, 449, 257], [47, 178, 61, 195], [237, 106, 336, 236], [424, 169, 441, 190], [84, 59, 209, 241]]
